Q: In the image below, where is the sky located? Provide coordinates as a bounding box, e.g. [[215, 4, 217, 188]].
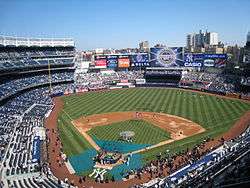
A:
[[0, 0, 250, 50]]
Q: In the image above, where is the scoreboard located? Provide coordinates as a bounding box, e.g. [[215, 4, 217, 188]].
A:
[[95, 55, 107, 68], [150, 47, 184, 67], [118, 55, 130, 68], [107, 55, 118, 69]]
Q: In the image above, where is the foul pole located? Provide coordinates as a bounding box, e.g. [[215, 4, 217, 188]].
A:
[[48, 60, 52, 94]]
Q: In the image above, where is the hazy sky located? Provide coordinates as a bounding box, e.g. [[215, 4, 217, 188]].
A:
[[0, 0, 250, 50]]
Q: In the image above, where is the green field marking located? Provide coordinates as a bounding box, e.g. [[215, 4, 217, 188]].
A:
[[58, 88, 250, 160], [87, 119, 170, 145]]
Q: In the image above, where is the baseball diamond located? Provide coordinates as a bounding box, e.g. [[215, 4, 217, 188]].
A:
[[56, 88, 250, 180]]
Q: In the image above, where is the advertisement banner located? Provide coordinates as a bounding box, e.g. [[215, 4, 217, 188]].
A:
[[184, 53, 203, 67], [95, 55, 107, 68], [203, 54, 227, 68], [32, 136, 40, 163], [120, 79, 128, 83], [130, 53, 150, 67], [136, 79, 146, 84], [150, 47, 184, 67], [107, 55, 118, 68], [118, 56, 130, 68]]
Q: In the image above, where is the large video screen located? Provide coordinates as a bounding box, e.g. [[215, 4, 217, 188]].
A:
[[130, 53, 150, 67], [95, 55, 107, 68], [107, 55, 118, 69], [118, 55, 130, 68], [150, 47, 184, 67]]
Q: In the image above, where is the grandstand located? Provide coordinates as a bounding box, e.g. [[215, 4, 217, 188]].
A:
[[0, 35, 76, 188], [0, 36, 74, 72]]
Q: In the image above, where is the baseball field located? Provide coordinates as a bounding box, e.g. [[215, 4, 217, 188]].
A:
[[57, 88, 250, 176]]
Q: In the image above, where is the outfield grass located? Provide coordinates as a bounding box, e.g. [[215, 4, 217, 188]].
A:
[[87, 119, 170, 145], [58, 88, 250, 159]]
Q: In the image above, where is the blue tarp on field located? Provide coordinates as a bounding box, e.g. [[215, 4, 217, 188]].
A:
[[69, 149, 97, 174], [69, 149, 144, 180], [92, 137, 151, 154], [69, 138, 148, 179]]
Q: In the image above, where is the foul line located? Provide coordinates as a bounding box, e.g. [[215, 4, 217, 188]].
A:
[[61, 110, 101, 151], [62, 109, 74, 121]]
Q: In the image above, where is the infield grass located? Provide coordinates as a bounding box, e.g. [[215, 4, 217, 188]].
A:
[[58, 88, 250, 160], [87, 119, 170, 145]]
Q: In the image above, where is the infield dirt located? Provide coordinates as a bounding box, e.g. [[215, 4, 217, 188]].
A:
[[72, 111, 205, 154]]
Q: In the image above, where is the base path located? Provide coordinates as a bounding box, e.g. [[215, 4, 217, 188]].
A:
[[72, 111, 205, 154]]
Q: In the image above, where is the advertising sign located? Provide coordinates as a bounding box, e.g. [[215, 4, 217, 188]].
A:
[[107, 55, 118, 68], [184, 53, 203, 67], [118, 56, 130, 68], [32, 136, 40, 163], [203, 54, 227, 68], [150, 47, 184, 67], [130, 53, 150, 67], [95, 55, 107, 68], [136, 79, 146, 84]]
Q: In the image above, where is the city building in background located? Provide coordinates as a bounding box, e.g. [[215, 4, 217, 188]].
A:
[[244, 31, 250, 64], [186, 30, 220, 53], [94, 48, 104, 55], [247, 31, 250, 45], [139, 41, 149, 52], [186, 33, 195, 50], [206, 32, 219, 45], [154, 43, 167, 48]]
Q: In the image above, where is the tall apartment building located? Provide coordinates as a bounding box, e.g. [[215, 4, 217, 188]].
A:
[[206, 32, 219, 45], [244, 32, 250, 64], [186, 33, 195, 49], [247, 31, 250, 46], [186, 30, 219, 50]]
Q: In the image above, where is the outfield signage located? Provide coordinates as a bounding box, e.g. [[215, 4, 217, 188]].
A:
[[135, 79, 146, 84], [107, 55, 118, 68], [130, 53, 150, 67], [203, 54, 227, 68], [118, 55, 130, 68], [204, 54, 227, 59], [184, 53, 203, 67], [94, 55, 107, 68], [150, 47, 184, 67], [32, 136, 40, 163], [183, 53, 227, 68]]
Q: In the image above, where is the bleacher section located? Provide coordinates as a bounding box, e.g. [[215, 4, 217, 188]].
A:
[[0, 85, 75, 188], [135, 127, 250, 188], [0, 72, 74, 101]]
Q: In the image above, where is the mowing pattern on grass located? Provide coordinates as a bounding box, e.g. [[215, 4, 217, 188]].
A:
[[59, 88, 250, 159], [87, 119, 170, 145]]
